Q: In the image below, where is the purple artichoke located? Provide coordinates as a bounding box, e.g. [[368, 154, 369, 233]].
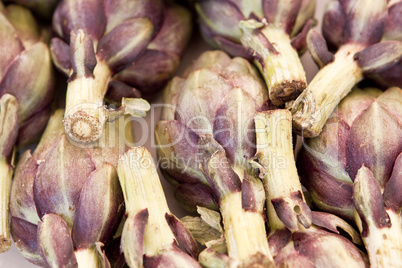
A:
[[155, 51, 275, 266], [117, 147, 200, 267], [50, 0, 191, 144], [253, 109, 367, 267], [298, 87, 402, 266], [10, 109, 131, 266], [195, 0, 316, 106], [0, 3, 54, 147], [291, 0, 402, 137]]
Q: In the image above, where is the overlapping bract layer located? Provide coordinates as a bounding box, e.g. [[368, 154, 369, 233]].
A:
[[10, 110, 131, 266], [298, 87, 402, 266], [156, 50, 275, 267], [156, 50, 270, 211], [0, 3, 54, 146]]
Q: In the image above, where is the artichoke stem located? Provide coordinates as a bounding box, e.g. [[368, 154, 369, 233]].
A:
[[240, 20, 307, 106], [255, 110, 311, 231], [75, 248, 102, 268], [362, 210, 402, 268], [291, 43, 365, 137], [220, 191, 274, 267], [64, 60, 112, 144], [0, 158, 12, 252], [118, 147, 176, 256]]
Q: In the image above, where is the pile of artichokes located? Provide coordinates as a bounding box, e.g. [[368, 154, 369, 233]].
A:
[[0, 0, 400, 267]]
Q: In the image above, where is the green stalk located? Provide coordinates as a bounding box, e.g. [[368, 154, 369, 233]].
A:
[[0, 158, 12, 252], [291, 43, 365, 137], [118, 147, 176, 257], [75, 248, 102, 268], [199, 144, 274, 267], [220, 191, 272, 265], [255, 110, 312, 231], [0, 94, 19, 253], [240, 20, 307, 106], [63, 30, 150, 144]]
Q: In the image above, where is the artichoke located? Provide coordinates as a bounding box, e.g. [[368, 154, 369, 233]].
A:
[[0, 94, 19, 252], [253, 109, 367, 267], [155, 51, 275, 267], [10, 109, 132, 266], [0, 3, 54, 147], [291, 0, 402, 137], [298, 87, 402, 266], [195, 0, 316, 106], [117, 147, 200, 267], [4, 0, 59, 19], [50, 0, 191, 144]]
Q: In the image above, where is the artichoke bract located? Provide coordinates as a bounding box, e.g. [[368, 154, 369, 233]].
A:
[[291, 0, 402, 137], [365, 0, 402, 89], [195, 0, 315, 106], [298, 87, 402, 266], [253, 109, 367, 267], [0, 3, 54, 147], [50, 0, 191, 144], [117, 147, 200, 267], [4, 0, 59, 19], [10, 109, 133, 267], [0, 94, 19, 252], [155, 51, 274, 267]]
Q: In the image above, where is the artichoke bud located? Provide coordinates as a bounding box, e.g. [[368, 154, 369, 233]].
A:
[[52, 0, 195, 144], [291, 0, 402, 137], [298, 87, 402, 266], [156, 51, 274, 266], [51, 0, 191, 133], [196, 0, 314, 106], [10, 109, 130, 265], [117, 147, 200, 267]]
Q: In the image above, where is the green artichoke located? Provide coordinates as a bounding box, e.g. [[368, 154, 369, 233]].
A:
[[298, 87, 402, 266], [195, 0, 316, 106], [50, 0, 191, 144], [117, 147, 200, 267], [155, 51, 275, 267], [10, 110, 132, 266], [291, 0, 402, 137]]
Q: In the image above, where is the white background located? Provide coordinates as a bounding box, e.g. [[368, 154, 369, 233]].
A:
[[0, 0, 329, 266]]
